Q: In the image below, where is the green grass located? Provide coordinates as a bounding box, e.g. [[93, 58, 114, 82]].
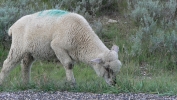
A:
[[0, 20, 177, 96], [0, 45, 8, 67], [1, 60, 177, 95]]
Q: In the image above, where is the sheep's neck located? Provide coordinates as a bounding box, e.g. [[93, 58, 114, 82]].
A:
[[77, 38, 109, 64]]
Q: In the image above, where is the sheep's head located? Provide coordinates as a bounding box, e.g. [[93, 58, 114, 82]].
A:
[[90, 45, 122, 86]]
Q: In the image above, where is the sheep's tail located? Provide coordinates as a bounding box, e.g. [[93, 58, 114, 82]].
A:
[[8, 28, 12, 36]]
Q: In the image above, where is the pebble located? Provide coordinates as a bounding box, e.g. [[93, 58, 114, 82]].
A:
[[0, 90, 176, 100]]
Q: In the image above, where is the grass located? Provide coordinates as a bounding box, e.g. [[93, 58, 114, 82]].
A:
[[1, 60, 177, 95], [0, 17, 177, 96]]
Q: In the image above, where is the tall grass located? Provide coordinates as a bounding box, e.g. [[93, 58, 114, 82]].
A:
[[0, 45, 8, 67], [128, 0, 177, 70], [1, 59, 177, 95]]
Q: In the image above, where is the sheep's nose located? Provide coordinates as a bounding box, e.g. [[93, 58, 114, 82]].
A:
[[112, 78, 117, 86], [112, 81, 116, 86]]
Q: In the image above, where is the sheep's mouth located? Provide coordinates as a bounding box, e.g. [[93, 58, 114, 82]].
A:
[[103, 68, 117, 86], [112, 78, 116, 86], [105, 79, 116, 86]]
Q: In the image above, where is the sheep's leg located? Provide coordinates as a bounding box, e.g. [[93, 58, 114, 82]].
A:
[[55, 50, 75, 84], [51, 42, 75, 85], [55, 50, 75, 85], [0, 48, 23, 85], [21, 53, 34, 85], [64, 63, 75, 86]]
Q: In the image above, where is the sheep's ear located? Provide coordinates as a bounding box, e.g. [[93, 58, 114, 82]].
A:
[[90, 58, 103, 64], [111, 45, 119, 53]]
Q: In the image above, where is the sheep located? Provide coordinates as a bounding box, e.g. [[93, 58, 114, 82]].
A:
[[0, 9, 122, 86]]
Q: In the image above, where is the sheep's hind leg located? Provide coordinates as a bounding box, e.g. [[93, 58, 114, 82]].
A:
[[0, 48, 23, 85], [21, 53, 34, 85]]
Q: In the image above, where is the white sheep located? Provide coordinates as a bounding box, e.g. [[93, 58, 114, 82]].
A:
[[0, 9, 122, 86]]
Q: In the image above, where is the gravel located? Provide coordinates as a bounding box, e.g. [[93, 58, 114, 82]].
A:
[[0, 90, 177, 100]]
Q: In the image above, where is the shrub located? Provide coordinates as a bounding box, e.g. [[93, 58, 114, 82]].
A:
[[128, 0, 177, 68]]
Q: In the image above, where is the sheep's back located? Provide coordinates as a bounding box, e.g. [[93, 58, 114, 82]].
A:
[[9, 10, 108, 61]]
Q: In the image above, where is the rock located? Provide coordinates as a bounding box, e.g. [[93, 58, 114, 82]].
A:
[[107, 19, 118, 24]]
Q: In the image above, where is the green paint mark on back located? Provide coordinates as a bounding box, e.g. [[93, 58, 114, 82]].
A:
[[38, 9, 68, 17]]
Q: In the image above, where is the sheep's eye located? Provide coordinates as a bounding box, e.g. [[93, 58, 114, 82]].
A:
[[105, 68, 114, 78], [104, 64, 109, 69], [105, 67, 112, 73], [105, 68, 114, 74]]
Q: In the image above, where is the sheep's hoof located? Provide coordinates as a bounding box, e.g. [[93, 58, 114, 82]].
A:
[[65, 82, 76, 88]]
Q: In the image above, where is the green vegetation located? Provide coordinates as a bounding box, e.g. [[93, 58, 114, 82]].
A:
[[0, 0, 177, 96]]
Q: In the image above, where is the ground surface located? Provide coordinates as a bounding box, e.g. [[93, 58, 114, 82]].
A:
[[0, 90, 176, 100]]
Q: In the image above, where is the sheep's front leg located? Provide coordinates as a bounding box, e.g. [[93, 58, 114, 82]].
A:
[[51, 41, 76, 85], [21, 53, 34, 85], [64, 63, 75, 86]]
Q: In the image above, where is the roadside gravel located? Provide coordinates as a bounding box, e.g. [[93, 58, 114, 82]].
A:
[[0, 90, 176, 100]]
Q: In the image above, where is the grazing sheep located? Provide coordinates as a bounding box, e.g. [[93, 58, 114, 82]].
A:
[[0, 9, 122, 86]]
